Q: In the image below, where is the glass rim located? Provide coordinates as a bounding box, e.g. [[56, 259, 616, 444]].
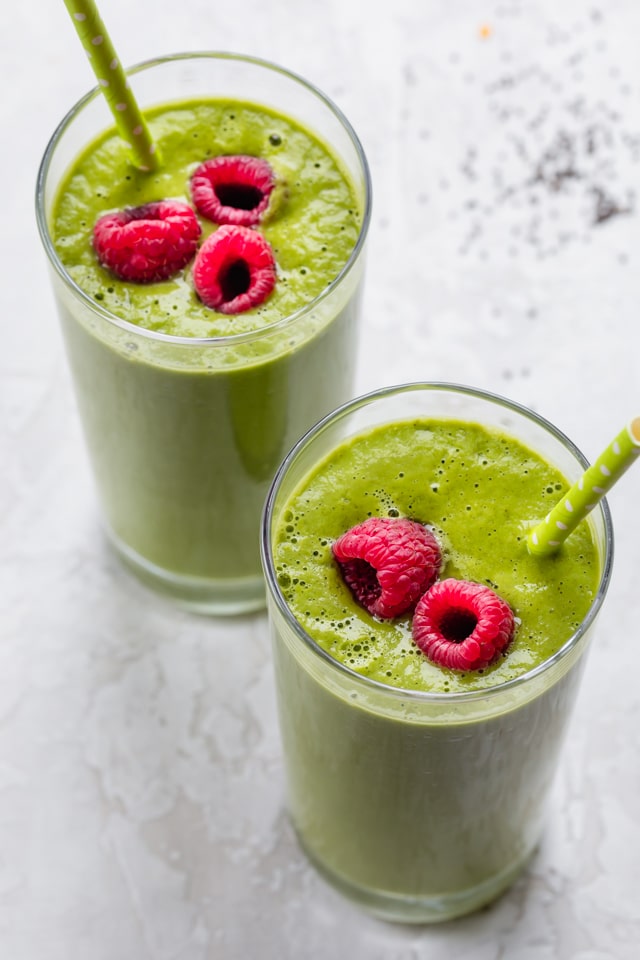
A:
[[35, 49, 372, 349], [261, 381, 615, 705]]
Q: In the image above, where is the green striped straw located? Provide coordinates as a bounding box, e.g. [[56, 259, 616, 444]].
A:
[[528, 417, 640, 557], [62, 0, 158, 171]]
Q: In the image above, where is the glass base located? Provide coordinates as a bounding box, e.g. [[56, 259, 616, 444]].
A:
[[299, 832, 537, 924], [106, 528, 266, 616]]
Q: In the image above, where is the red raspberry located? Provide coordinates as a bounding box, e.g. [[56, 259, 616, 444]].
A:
[[412, 579, 515, 671], [332, 517, 442, 619], [192, 225, 277, 314], [92, 201, 201, 283], [191, 155, 275, 227]]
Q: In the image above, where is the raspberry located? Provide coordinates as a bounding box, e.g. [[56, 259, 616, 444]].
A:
[[191, 155, 275, 226], [412, 579, 515, 671], [192, 225, 277, 314], [92, 201, 201, 283], [332, 517, 442, 619]]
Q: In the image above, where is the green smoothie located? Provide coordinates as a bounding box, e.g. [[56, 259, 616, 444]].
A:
[[263, 388, 611, 921], [53, 99, 361, 338], [274, 419, 599, 692], [38, 54, 370, 612]]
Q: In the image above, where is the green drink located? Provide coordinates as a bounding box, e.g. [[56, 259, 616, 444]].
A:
[[261, 383, 613, 922], [36, 53, 370, 613]]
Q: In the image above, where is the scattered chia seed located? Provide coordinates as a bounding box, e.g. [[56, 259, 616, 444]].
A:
[[444, 8, 638, 257]]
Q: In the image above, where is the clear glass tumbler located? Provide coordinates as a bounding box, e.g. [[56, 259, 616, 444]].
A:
[[36, 52, 371, 614], [261, 382, 613, 922]]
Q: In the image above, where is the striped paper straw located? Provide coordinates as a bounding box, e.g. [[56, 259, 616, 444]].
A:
[[528, 417, 640, 557], [62, 0, 158, 171]]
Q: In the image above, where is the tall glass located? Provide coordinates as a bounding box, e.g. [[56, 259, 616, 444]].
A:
[[261, 383, 613, 922], [36, 52, 371, 614]]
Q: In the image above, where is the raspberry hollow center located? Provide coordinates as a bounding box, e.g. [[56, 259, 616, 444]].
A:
[[220, 259, 251, 302], [341, 558, 381, 610], [439, 609, 478, 642], [215, 183, 264, 212]]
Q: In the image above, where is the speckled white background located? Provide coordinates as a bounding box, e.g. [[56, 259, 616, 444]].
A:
[[2, 1, 640, 957]]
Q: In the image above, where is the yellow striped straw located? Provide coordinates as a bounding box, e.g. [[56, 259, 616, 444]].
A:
[[528, 417, 640, 556], [62, 0, 158, 171]]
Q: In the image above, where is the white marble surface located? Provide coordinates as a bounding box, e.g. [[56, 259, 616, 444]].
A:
[[3, 0, 640, 956]]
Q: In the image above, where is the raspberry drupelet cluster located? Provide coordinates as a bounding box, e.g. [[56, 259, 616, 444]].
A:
[[92, 155, 279, 314], [332, 517, 441, 619], [332, 517, 515, 671]]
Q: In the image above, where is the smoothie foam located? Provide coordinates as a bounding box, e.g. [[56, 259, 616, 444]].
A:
[[273, 418, 600, 692], [52, 98, 361, 337]]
